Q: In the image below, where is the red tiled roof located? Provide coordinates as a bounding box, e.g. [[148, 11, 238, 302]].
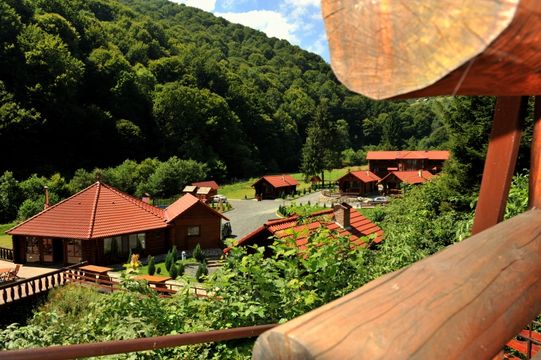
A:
[[8, 182, 167, 239], [339, 170, 381, 183], [366, 150, 450, 160], [8, 184, 227, 239], [165, 193, 228, 222], [234, 207, 383, 250], [192, 181, 219, 190], [380, 170, 434, 185], [253, 175, 299, 188]]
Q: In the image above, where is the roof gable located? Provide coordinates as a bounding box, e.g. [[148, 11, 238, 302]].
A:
[[253, 174, 299, 188], [339, 170, 381, 183], [367, 150, 450, 161], [164, 193, 229, 222], [8, 182, 167, 239], [192, 181, 219, 190]]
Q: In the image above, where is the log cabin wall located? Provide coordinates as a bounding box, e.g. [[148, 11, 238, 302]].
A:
[[167, 203, 223, 250]]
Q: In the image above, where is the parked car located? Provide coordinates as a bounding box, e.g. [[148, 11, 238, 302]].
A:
[[211, 194, 227, 203], [371, 196, 389, 205]]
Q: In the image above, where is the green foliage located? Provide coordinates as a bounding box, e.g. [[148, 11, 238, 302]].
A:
[[171, 245, 177, 262], [0, 171, 20, 222], [193, 243, 204, 263], [196, 262, 208, 282], [164, 251, 172, 272], [504, 172, 529, 220], [147, 255, 155, 275], [169, 262, 178, 279]]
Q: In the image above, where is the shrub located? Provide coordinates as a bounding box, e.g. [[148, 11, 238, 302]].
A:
[[169, 263, 178, 279], [196, 262, 208, 282], [193, 243, 205, 263], [164, 251, 173, 272], [147, 256, 155, 275], [177, 262, 185, 276], [156, 267, 161, 274], [171, 246, 178, 262]]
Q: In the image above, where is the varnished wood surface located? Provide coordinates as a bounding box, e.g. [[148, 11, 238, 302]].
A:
[[471, 96, 525, 234], [252, 209, 541, 359], [530, 97, 541, 209], [323, 0, 541, 99]]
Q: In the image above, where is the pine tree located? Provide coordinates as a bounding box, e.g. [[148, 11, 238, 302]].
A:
[[147, 256, 155, 275]]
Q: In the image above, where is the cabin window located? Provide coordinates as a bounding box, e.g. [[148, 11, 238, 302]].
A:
[[104, 236, 122, 256], [42, 238, 53, 262], [187, 226, 200, 236], [104, 234, 145, 257], [26, 237, 40, 263], [66, 239, 82, 264], [128, 233, 146, 252]]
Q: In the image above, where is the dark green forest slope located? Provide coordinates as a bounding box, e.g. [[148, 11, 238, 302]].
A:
[[1, 0, 448, 180]]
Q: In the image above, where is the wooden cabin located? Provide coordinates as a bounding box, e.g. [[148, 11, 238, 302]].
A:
[[337, 170, 380, 196], [231, 203, 383, 255], [378, 170, 434, 194], [192, 181, 219, 201], [367, 150, 449, 178], [7, 182, 228, 266], [253, 175, 298, 199]]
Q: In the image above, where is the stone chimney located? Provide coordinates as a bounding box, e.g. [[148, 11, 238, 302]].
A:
[[418, 169, 422, 177], [333, 202, 352, 229], [44, 186, 49, 209]]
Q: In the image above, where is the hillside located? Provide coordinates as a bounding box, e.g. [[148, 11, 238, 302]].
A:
[[0, 0, 448, 180]]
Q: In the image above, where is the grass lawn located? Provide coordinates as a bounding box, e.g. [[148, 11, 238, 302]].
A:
[[0, 222, 15, 249], [219, 166, 368, 200], [136, 258, 198, 277]]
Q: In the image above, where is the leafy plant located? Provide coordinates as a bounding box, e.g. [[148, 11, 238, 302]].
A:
[[147, 256, 155, 275], [196, 262, 208, 282], [193, 243, 205, 263]]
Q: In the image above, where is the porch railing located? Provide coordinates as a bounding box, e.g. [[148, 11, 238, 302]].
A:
[[0, 247, 13, 261]]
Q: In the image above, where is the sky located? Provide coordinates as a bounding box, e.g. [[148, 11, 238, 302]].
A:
[[169, 0, 330, 62]]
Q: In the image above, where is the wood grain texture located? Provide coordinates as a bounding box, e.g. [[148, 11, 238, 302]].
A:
[[471, 96, 525, 234], [530, 97, 541, 209], [323, 0, 541, 99], [252, 209, 541, 359]]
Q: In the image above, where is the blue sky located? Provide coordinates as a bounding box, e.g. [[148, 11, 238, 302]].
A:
[[170, 0, 330, 62]]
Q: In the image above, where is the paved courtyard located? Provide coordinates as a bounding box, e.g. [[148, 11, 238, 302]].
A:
[[226, 191, 325, 239]]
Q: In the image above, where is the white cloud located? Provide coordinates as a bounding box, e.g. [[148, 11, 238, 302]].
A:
[[169, 0, 216, 12], [284, 0, 320, 8], [216, 10, 299, 44], [307, 34, 327, 56]]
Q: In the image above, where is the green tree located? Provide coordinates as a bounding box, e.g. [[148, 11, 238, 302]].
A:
[[0, 171, 21, 222]]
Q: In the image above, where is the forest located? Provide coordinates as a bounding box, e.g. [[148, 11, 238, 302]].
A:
[[1, 0, 452, 183]]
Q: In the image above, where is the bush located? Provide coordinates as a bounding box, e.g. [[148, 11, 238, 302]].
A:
[[156, 267, 161, 274], [196, 262, 208, 282], [176, 262, 185, 276], [169, 263, 178, 279], [171, 246, 178, 262], [147, 256, 155, 275], [193, 243, 205, 263], [164, 251, 173, 272]]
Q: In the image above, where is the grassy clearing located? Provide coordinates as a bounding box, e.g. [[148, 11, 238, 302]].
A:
[[219, 166, 367, 200], [0, 222, 15, 249]]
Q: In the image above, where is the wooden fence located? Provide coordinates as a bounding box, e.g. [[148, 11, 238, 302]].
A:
[[0, 247, 13, 261], [0, 262, 85, 305]]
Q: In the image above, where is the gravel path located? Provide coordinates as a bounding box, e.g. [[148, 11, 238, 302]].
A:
[[226, 191, 326, 239]]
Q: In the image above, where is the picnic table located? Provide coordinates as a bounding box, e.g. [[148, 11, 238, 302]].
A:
[[0, 268, 12, 282], [132, 274, 171, 289], [79, 265, 113, 283]]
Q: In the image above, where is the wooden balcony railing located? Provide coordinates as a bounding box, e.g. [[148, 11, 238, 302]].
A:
[[252, 209, 541, 359], [0, 247, 13, 261]]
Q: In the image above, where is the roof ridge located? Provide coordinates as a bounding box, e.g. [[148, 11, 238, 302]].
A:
[[87, 182, 101, 239], [101, 183, 166, 221], [7, 181, 101, 234]]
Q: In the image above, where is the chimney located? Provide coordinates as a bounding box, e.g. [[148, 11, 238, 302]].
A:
[[418, 170, 422, 177], [142, 192, 151, 204], [44, 186, 49, 209], [333, 202, 352, 229]]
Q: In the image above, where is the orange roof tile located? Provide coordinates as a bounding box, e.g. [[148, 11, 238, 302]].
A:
[[339, 170, 381, 183], [8, 184, 227, 240], [8, 182, 167, 239], [380, 170, 434, 185], [192, 181, 219, 190], [234, 207, 383, 250], [366, 150, 450, 160], [253, 175, 299, 188]]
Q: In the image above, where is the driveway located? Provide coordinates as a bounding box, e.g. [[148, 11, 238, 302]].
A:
[[226, 191, 327, 239]]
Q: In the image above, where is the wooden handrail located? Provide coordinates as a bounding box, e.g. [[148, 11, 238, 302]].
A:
[[0, 247, 13, 261], [0, 324, 277, 360], [252, 209, 541, 359]]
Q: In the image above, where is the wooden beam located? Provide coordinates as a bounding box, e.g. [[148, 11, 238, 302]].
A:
[[530, 96, 541, 209], [322, 0, 541, 99], [252, 209, 541, 359], [471, 96, 526, 235]]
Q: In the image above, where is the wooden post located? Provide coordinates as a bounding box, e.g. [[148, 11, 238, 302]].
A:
[[530, 97, 541, 209], [471, 96, 526, 235]]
